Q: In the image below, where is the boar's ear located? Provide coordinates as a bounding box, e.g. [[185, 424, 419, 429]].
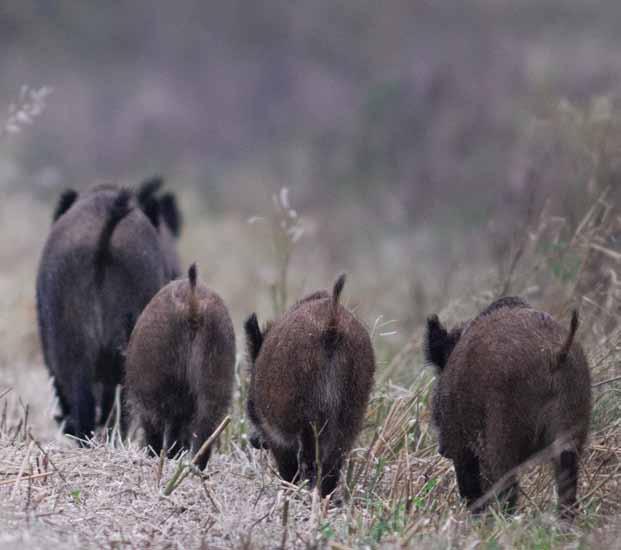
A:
[[244, 313, 263, 363], [52, 189, 78, 222], [137, 176, 163, 208], [160, 193, 182, 237], [142, 196, 160, 228], [425, 314, 458, 373], [555, 309, 579, 369]]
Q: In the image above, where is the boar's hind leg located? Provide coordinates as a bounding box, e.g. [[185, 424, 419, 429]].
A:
[[143, 418, 164, 458], [300, 426, 343, 497], [69, 371, 96, 446], [165, 417, 189, 460], [454, 449, 484, 512], [554, 449, 578, 521], [320, 454, 344, 498], [190, 418, 220, 470], [52, 377, 72, 426], [96, 348, 125, 428], [272, 446, 300, 484]]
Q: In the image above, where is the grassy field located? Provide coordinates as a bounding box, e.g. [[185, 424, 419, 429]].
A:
[[4, 2, 621, 545], [2, 152, 621, 549]]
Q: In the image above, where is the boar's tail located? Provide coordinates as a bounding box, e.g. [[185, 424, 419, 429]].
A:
[[52, 189, 79, 222], [555, 309, 579, 370], [188, 263, 200, 335], [94, 189, 133, 287], [322, 273, 346, 353]]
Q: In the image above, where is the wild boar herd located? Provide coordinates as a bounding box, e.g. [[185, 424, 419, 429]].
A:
[[34, 182, 592, 520]]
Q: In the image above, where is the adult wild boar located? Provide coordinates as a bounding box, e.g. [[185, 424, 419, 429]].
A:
[[37, 183, 170, 442], [425, 297, 591, 519], [125, 264, 235, 469], [245, 274, 375, 497]]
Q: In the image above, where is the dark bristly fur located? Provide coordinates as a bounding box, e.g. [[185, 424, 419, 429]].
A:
[[425, 297, 591, 520], [244, 313, 269, 450], [136, 176, 182, 278], [136, 176, 163, 228], [94, 189, 132, 287], [159, 192, 182, 237], [37, 183, 170, 443], [478, 295, 530, 317], [52, 189, 79, 222], [245, 274, 375, 497], [126, 264, 235, 469], [424, 314, 462, 373], [244, 313, 263, 363], [136, 176, 164, 206], [142, 195, 160, 229]]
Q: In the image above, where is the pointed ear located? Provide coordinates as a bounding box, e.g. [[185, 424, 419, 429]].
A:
[[425, 314, 458, 372], [244, 313, 263, 363], [159, 193, 182, 237], [142, 196, 160, 228], [137, 176, 163, 208], [53, 189, 78, 222]]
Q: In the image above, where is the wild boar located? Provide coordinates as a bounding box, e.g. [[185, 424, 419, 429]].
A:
[[245, 274, 375, 497], [125, 264, 235, 469], [425, 298, 591, 519], [37, 183, 170, 442], [136, 176, 183, 279]]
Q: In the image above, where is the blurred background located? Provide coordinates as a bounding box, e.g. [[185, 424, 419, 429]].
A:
[[2, 1, 621, 433]]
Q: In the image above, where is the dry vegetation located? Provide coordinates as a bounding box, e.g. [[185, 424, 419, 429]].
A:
[[3, 98, 621, 549]]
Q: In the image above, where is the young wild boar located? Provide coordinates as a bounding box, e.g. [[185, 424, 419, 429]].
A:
[[125, 264, 235, 469], [245, 274, 375, 497], [37, 183, 170, 442], [425, 297, 591, 519], [136, 176, 183, 279]]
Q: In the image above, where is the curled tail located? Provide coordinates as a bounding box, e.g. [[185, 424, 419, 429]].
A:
[[556, 309, 579, 369], [188, 263, 200, 335], [94, 189, 132, 287], [52, 189, 79, 222], [323, 273, 346, 353]]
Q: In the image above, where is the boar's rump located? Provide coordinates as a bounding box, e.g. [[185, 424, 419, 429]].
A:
[[245, 274, 375, 497], [125, 263, 235, 469], [425, 297, 591, 519]]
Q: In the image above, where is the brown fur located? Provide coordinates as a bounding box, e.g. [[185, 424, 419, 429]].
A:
[[37, 183, 170, 442], [245, 275, 375, 497], [125, 264, 235, 469], [425, 298, 591, 519]]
